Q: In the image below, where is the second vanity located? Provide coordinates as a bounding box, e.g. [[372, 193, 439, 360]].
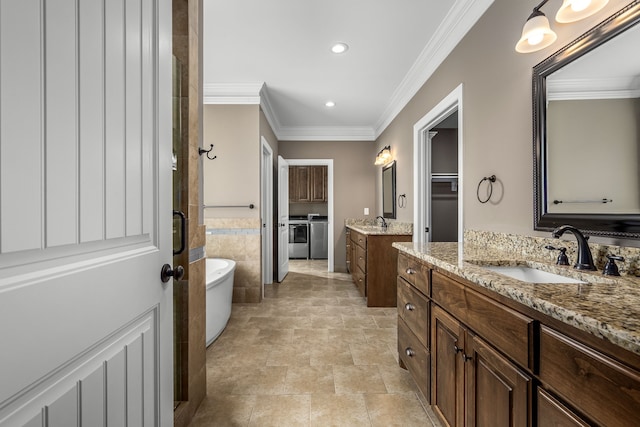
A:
[[394, 240, 640, 427]]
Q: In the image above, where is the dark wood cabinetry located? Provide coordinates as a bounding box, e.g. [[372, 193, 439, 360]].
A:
[[349, 228, 411, 307], [430, 301, 531, 427], [539, 325, 640, 427], [289, 166, 327, 203], [396, 251, 640, 427]]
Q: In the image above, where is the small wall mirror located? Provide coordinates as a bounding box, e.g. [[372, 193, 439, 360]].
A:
[[382, 161, 396, 219], [533, 3, 640, 238]]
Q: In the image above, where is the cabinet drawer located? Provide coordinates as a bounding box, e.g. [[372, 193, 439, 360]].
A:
[[537, 388, 590, 427], [397, 278, 429, 349], [353, 266, 366, 297], [539, 326, 640, 427], [431, 271, 532, 369], [355, 244, 367, 272], [398, 317, 430, 402], [351, 230, 367, 250], [398, 253, 430, 296]]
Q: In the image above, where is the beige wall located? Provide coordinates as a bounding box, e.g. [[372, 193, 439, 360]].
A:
[[279, 141, 377, 272], [203, 104, 260, 219], [375, 0, 628, 237]]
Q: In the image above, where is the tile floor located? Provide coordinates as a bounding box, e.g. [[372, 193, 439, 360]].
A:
[[188, 260, 440, 426]]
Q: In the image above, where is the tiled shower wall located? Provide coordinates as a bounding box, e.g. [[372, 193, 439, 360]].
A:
[[205, 217, 262, 303]]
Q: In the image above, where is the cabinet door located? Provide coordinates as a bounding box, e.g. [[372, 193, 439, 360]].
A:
[[310, 166, 327, 202], [465, 333, 531, 427], [289, 166, 310, 202], [432, 305, 465, 427], [288, 166, 298, 202]]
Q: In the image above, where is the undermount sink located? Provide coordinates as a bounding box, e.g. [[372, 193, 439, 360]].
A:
[[483, 265, 587, 284]]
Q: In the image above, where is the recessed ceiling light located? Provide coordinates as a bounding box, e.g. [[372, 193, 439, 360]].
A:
[[331, 43, 349, 54], [325, 101, 336, 108]]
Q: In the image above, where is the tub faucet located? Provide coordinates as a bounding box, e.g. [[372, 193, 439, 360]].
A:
[[375, 216, 388, 229], [551, 225, 596, 271]]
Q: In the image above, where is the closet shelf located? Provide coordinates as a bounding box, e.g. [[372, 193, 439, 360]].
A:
[[431, 173, 458, 182]]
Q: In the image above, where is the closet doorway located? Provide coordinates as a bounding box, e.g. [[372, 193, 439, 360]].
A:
[[413, 84, 463, 244]]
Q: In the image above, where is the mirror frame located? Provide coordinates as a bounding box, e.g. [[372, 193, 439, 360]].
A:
[[382, 160, 396, 219], [533, 2, 640, 239]]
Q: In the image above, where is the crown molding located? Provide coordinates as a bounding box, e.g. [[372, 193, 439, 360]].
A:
[[203, 82, 265, 104], [373, 0, 494, 138], [277, 126, 376, 141]]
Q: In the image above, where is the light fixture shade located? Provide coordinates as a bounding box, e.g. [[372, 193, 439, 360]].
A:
[[515, 13, 558, 53], [374, 146, 392, 165], [555, 0, 609, 23]]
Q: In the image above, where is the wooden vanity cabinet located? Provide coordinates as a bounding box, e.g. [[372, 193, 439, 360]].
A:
[[397, 253, 431, 401], [431, 289, 532, 427], [349, 228, 411, 307], [397, 251, 640, 427]]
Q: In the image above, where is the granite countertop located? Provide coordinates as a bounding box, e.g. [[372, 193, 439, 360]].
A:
[[393, 241, 640, 356], [346, 223, 413, 236]]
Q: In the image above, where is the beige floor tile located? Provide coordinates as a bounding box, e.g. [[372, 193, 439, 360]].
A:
[[365, 393, 435, 427], [350, 343, 397, 366], [191, 263, 432, 427], [342, 315, 378, 329], [249, 395, 311, 426], [229, 366, 288, 395], [310, 393, 371, 427], [189, 394, 256, 427], [333, 365, 388, 394], [377, 365, 422, 395], [363, 328, 398, 347], [328, 328, 367, 344], [310, 342, 354, 366], [252, 328, 294, 345], [266, 343, 312, 366], [284, 365, 335, 394], [309, 315, 345, 329]]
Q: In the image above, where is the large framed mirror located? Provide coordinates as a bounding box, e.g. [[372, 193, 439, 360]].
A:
[[533, 2, 640, 238], [382, 161, 396, 219]]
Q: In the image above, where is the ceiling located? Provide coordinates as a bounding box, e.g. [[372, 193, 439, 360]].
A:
[[203, 0, 493, 141]]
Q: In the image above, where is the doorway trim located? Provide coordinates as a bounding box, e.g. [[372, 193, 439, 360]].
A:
[[287, 159, 334, 272], [413, 84, 464, 245], [261, 137, 274, 291]]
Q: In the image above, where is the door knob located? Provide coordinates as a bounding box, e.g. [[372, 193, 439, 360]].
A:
[[161, 264, 184, 283]]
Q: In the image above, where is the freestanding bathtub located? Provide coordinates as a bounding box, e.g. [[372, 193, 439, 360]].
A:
[[205, 258, 236, 346]]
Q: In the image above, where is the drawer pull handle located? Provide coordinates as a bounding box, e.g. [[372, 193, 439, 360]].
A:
[[463, 354, 473, 362], [405, 348, 415, 357], [404, 303, 415, 311], [454, 344, 463, 354], [406, 268, 416, 275]]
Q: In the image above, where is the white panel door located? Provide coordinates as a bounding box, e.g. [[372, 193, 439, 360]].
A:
[[277, 156, 289, 282], [0, 0, 173, 425]]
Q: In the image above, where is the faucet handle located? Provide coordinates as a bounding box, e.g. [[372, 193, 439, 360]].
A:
[[603, 254, 624, 276], [545, 245, 570, 265]]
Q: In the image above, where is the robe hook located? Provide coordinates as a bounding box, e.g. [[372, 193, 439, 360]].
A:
[[198, 144, 217, 160]]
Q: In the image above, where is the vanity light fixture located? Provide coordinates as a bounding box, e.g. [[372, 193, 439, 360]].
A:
[[331, 42, 349, 54], [516, 0, 557, 53], [556, 0, 609, 23], [374, 145, 392, 166], [516, 0, 609, 53]]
